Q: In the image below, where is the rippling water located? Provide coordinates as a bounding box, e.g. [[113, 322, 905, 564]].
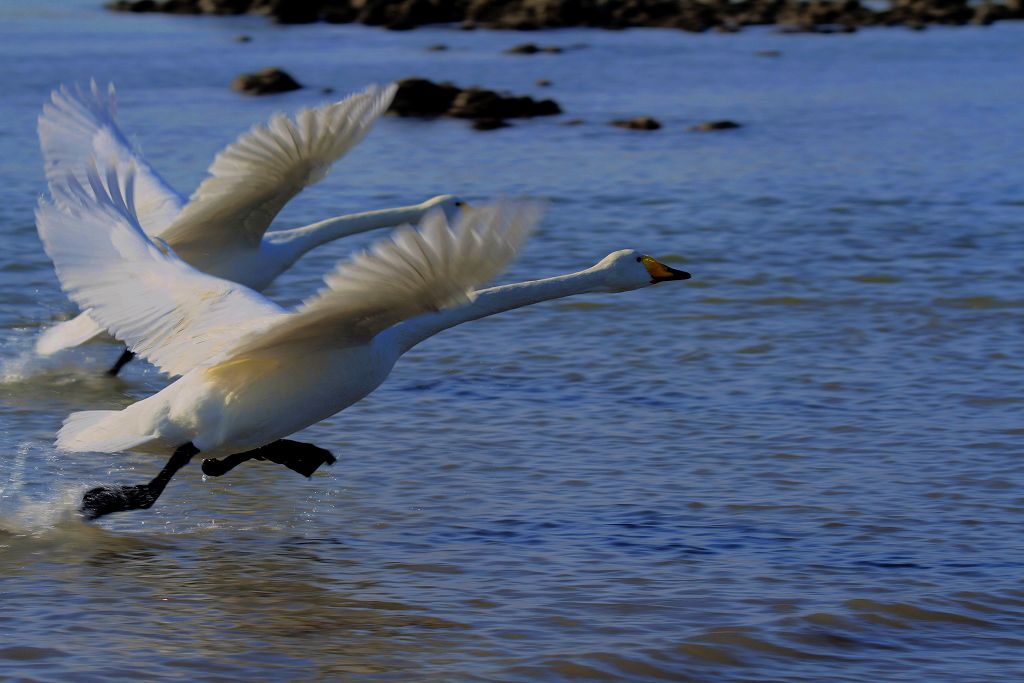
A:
[[1, 2, 1023, 680]]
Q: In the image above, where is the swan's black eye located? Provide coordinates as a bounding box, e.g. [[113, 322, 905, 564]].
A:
[[636, 256, 642, 262], [455, 201, 464, 207]]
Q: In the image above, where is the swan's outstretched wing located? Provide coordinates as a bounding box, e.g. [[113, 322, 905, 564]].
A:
[[225, 201, 541, 359], [34, 311, 107, 356], [157, 84, 397, 252], [38, 81, 185, 235], [36, 161, 285, 378]]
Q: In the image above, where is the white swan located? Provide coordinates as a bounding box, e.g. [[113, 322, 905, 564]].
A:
[[36, 160, 691, 519], [35, 81, 464, 372]]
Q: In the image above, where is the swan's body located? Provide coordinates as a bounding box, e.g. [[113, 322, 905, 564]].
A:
[[37, 159, 690, 518], [35, 81, 463, 358], [66, 343, 396, 457]]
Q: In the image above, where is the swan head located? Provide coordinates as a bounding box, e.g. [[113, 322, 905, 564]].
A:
[[591, 249, 691, 292], [421, 194, 468, 222]]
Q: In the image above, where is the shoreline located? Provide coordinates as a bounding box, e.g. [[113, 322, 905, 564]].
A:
[[107, 0, 1024, 34]]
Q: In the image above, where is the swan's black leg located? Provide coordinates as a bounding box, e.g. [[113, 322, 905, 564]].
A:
[[202, 440, 336, 479], [80, 442, 199, 520], [106, 348, 135, 376]]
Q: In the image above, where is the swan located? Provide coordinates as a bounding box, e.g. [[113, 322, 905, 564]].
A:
[[36, 159, 691, 520], [35, 80, 464, 374]]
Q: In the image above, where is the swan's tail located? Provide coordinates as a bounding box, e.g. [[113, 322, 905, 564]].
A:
[[57, 410, 159, 454], [35, 312, 107, 356]]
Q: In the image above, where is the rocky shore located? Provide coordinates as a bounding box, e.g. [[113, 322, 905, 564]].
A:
[[107, 0, 1024, 32]]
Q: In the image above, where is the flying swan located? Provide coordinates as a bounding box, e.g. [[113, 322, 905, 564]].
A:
[[36, 159, 691, 520], [36, 81, 464, 374]]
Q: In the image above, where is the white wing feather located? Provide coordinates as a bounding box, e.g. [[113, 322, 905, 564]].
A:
[[158, 83, 398, 251], [35, 161, 285, 377], [38, 81, 185, 235], [34, 311, 107, 356], [225, 201, 542, 359]]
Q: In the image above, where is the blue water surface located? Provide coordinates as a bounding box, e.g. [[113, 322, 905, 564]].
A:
[[0, 2, 1022, 680]]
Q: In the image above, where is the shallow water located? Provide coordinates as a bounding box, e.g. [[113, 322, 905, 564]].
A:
[[1, 1, 1023, 680]]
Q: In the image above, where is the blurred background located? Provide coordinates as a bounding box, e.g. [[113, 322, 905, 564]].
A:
[[0, 1, 1022, 680]]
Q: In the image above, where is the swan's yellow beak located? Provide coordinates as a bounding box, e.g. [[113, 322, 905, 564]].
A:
[[641, 255, 691, 283]]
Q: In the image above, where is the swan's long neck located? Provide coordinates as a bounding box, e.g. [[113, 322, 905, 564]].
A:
[[267, 204, 429, 256], [389, 268, 607, 355]]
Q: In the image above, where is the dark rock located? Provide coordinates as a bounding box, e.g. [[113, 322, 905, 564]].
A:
[[506, 42, 540, 54], [231, 68, 303, 96], [389, 78, 462, 116], [390, 78, 562, 127], [562, 118, 584, 126], [467, 0, 616, 28], [472, 118, 512, 130], [323, 3, 358, 22], [690, 120, 741, 131], [269, 0, 322, 24], [505, 42, 563, 54], [448, 89, 505, 118], [612, 116, 662, 131], [161, 0, 202, 13], [449, 88, 560, 118], [971, 1, 1008, 23], [775, 0, 873, 30], [390, 79, 560, 119], [197, 0, 251, 14], [321, 87, 335, 94], [106, 0, 158, 10], [234, 34, 252, 42], [357, 0, 463, 29], [426, 43, 449, 51]]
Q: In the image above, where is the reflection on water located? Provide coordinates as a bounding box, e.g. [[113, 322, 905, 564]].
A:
[[0, 522, 467, 678], [1, 1, 1023, 680]]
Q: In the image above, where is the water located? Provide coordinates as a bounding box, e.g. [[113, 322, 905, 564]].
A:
[[1, 1, 1023, 679]]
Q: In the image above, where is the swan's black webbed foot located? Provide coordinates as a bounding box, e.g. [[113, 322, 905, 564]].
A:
[[106, 348, 135, 376], [202, 440, 336, 479], [260, 440, 337, 478], [81, 482, 159, 519], [80, 443, 198, 520], [200, 451, 256, 477]]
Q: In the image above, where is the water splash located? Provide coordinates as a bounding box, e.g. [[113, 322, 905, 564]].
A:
[[0, 485, 90, 536], [0, 441, 85, 533], [2, 343, 110, 386], [0, 339, 142, 415]]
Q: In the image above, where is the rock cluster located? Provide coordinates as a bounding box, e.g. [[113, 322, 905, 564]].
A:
[[606, 117, 743, 131], [107, 0, 1024, 31], [389, 78, 561, 130]]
